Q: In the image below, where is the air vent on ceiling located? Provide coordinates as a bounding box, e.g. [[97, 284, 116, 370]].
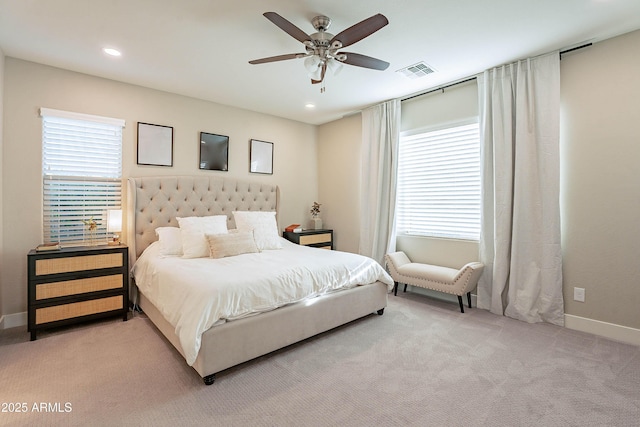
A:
[[397, 62, 436, 79]]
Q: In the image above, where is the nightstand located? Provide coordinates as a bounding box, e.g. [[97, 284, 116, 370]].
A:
[[283, 229, 333, 250], [27, 244, 129, 340]]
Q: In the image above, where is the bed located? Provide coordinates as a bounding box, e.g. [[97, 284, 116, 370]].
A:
[[126, 176, 392, 385]]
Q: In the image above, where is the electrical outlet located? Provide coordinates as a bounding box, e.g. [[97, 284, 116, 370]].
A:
[[573, 287, 585, 302]]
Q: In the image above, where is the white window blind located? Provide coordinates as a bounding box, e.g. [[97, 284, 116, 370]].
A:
[[396, 122, 480, 240], [41, 109, 124, 245]]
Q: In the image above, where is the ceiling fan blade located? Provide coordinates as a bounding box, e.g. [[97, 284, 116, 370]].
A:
[[330, 14, 389, 48], [339, 52, 390, 70], [263, 12, 311, 44], [311, 63, 327, 84], [249, 53, 303, 65]]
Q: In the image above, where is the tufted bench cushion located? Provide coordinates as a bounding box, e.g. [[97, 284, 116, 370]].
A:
[[385, 251, 484, 313]]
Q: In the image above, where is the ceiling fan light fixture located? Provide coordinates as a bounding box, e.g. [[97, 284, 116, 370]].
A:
[[304, 56, 324, 80], [304, 55, 321, 72], [327, 58, 343, 76], [309, 66, 323, 81]]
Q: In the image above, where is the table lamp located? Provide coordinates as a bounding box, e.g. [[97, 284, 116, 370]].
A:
[[107, 209, 122, 245]]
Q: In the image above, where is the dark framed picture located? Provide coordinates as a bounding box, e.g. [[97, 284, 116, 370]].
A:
[[199, 132, 229, 171], [137, 122, 173, 167], [249, 139, 273, 174]]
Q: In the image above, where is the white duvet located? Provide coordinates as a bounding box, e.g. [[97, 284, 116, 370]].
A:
[[132, 238, 393, 365]]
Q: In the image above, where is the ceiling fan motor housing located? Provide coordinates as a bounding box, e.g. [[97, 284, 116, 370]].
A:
[[312, 15, 331, 31], [308, 31, 333, 54]]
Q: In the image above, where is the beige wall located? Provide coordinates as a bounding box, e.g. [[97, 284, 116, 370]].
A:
[[1, 58, 318, 317], [317, 114, 362, 253], [560, 29, 640, 329], [318, 29, 640, 332], [401, 80, 478, 136], [0, 48, 4, 319]]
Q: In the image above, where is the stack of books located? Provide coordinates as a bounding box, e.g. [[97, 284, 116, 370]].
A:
[[284, 224, 303, 233], [36, 242, 61, 251]]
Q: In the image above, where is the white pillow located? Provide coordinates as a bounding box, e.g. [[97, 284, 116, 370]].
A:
[[232, 211, 282, 250], [206, 230, 259, 259], [177, 215, 228, 258], [155, 227, 183, 256]]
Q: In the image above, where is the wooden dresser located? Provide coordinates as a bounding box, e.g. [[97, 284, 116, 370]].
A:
[[283, 229, 334, 250], [27, 245, 129, 340]]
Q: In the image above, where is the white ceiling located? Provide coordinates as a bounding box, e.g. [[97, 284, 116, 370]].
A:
[[1, 0, 639, 125]]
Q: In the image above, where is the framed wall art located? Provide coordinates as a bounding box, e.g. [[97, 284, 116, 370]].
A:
[[137, 122, 173, 167], [199, 132, 229, 171], [249, 139, 273, 174]]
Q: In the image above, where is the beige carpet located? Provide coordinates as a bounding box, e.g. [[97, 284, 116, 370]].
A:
[[1, 293, 639, 426]]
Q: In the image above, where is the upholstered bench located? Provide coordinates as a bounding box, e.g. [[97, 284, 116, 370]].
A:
[[385, 251, 484, 313]]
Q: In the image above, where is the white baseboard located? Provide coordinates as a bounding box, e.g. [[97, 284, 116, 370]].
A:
[[564, 314, 640, 346], [0, 311, 27, 329], [404, 286, 639, 346]]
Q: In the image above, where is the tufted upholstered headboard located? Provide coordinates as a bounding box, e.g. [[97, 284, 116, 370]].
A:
[[126, 176, 279, 262]]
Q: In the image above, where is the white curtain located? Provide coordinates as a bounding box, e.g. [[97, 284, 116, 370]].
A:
[[477, 52, 564, 325], [359, 99, 400, 265]]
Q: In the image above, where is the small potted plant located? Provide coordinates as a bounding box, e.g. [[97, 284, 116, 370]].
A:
[[310, 202, 322, 230]]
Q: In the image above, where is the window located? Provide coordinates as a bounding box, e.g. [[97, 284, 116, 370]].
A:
[[41, 108, 124, 245], [396, 121, 480, 240]]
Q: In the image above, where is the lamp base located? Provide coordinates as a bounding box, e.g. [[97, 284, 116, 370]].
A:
[[310, 217, 323, 230]]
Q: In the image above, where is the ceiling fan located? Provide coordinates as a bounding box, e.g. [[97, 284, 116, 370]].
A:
[[249, 12, 390, 86]]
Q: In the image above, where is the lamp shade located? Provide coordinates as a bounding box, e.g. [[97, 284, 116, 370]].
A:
[[107, 209, 122, 233]]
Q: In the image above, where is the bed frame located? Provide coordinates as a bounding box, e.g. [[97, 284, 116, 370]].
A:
[[126, 176, 388, 385]]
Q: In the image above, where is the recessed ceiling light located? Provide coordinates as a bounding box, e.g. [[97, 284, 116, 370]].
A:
[[305, 103, 316, 109], [103, 48, 122, 57]]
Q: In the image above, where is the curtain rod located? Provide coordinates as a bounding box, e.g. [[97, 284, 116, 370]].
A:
[[401, 77, 477, 102], [401, 43, 592, 103], [559, 43, 592, 56]]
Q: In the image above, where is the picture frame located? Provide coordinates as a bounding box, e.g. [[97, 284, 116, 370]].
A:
[[137, 122, 173, 167], [199, 132, 229, 171], [249, 139, 273, 175]]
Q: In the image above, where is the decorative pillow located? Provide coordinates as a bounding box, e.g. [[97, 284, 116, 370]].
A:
[[155, 227, 183, 256], [206, 230, 259, 259], [177, 215, 228, 258], [232, 211, 282, 250]]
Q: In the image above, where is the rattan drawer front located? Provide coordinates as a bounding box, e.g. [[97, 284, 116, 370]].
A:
[[299, 233, 332, 246], [35, 274, 123, 300], [35, 295, 123, 325], [35, 253, 123, 276]]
